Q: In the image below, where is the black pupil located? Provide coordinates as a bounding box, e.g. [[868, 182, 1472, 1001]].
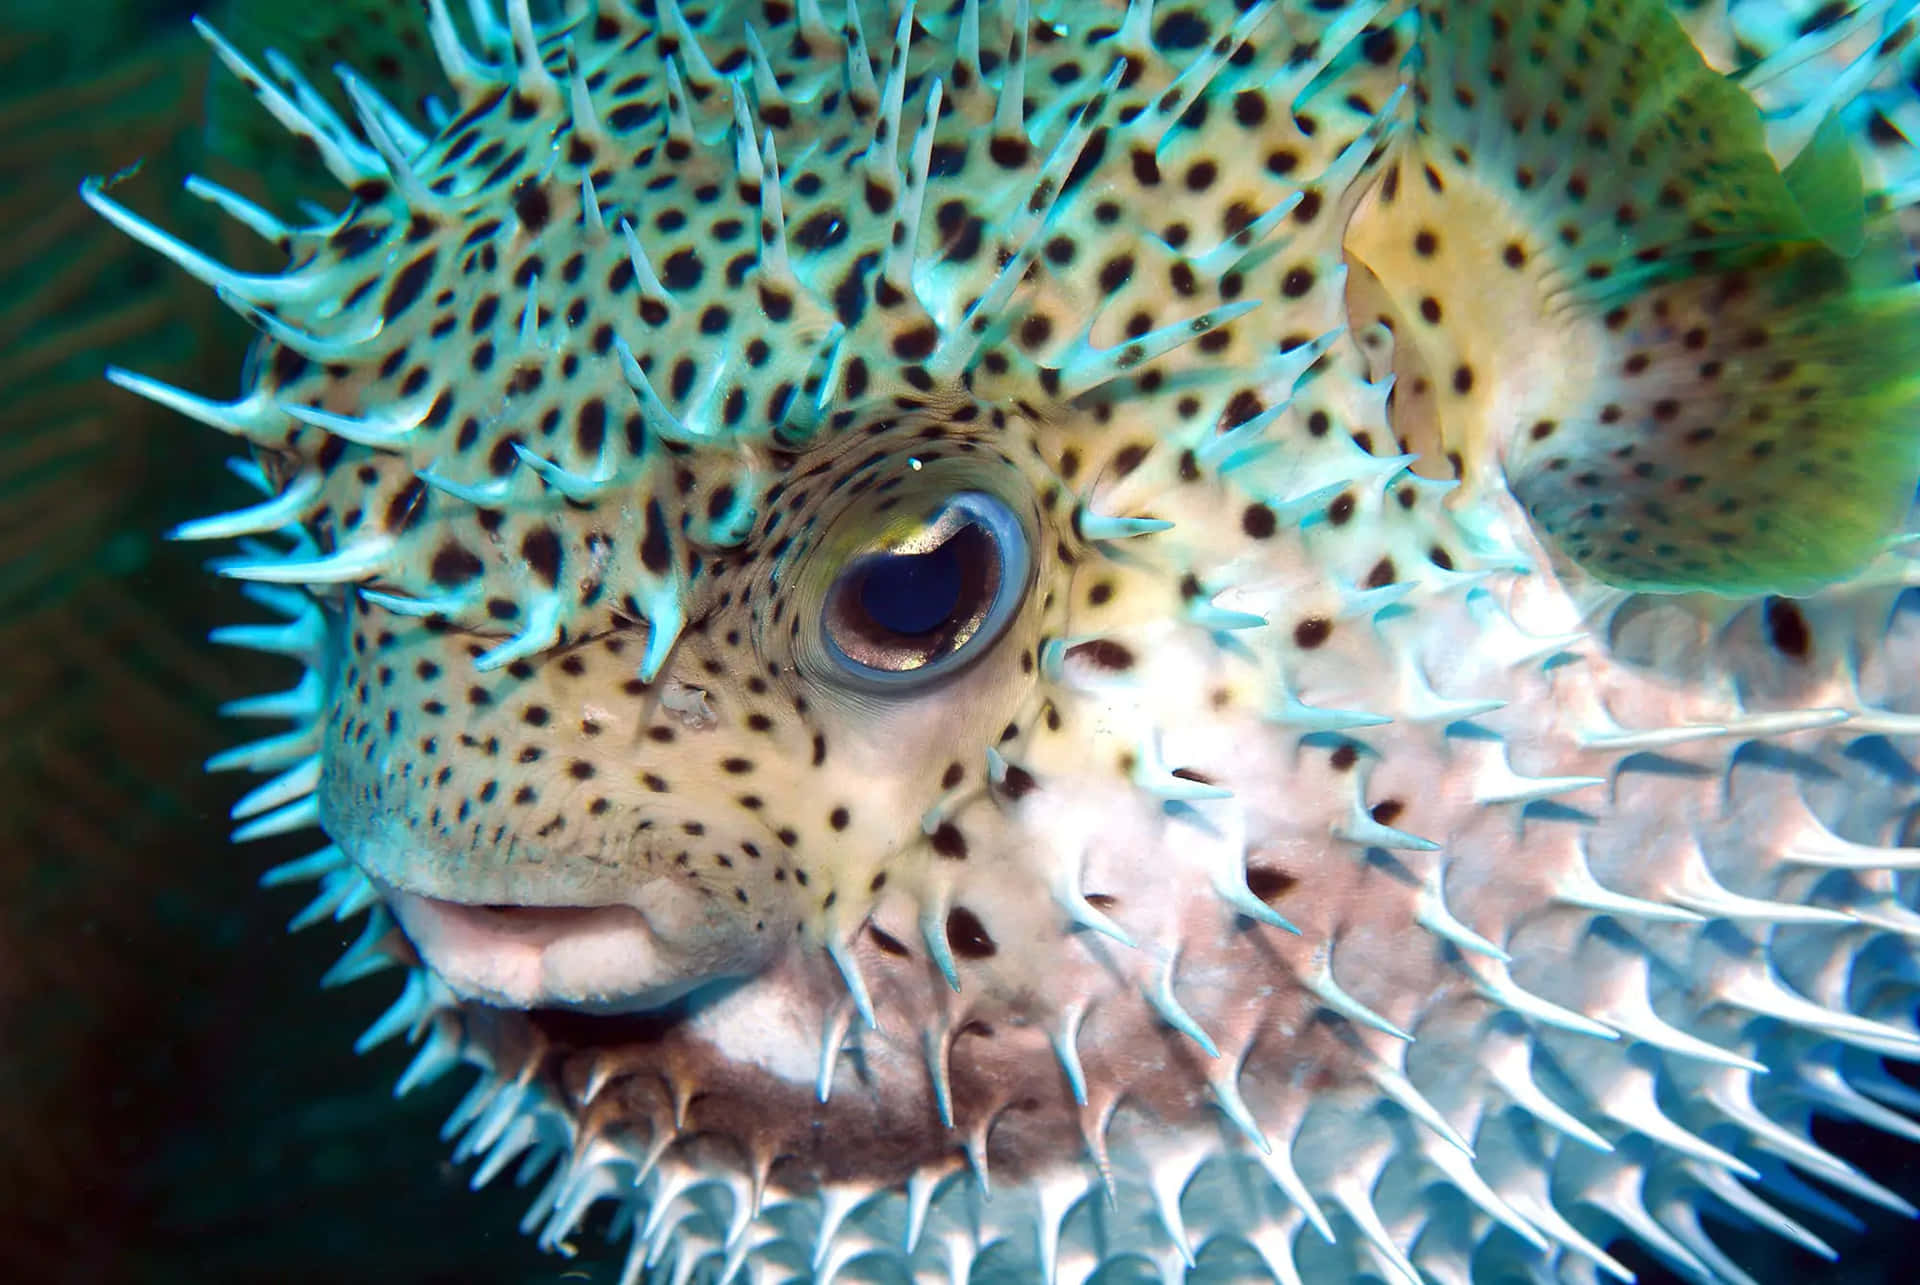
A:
[[858, 536, 966, 635]]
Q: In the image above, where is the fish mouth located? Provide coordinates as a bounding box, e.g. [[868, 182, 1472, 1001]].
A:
[[380, 884, 735, 1015]]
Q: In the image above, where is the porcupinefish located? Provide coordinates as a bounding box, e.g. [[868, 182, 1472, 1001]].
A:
[[86, 0, 1920, 1280]]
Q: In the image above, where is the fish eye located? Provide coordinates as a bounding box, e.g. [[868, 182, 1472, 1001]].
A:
[[820, 492, 1029, 688]]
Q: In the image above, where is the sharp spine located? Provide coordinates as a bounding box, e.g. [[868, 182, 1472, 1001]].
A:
[[321, 906, 400, 986], [229, 755, 321, 822], [919, 899, 963, 990], [281, 399, 427, 448], [1051, 1008, 1089, 1105], [824, 933, 877, 1031], [1720, 965, 1920, 1051], [1209, 1066, 1272, 1153], [337, 70, 440, 210], [1077, 510, 1173, 542], [1415, 865, 1509, 960], [192, 17, 382, 186], [1464, 956, 1618, 1040], [183, 175, 295, 245], [1304, 956, 1411, 1041], [260, 845, 346, 888], [505, 0, 562, 100], [1049, 301, 1262, 400], [512, 442, 617, 501], [207, 725, 319, 774], [473, 593, 565, 672], [217, 538, 397, 585], [424, 0, 503, 95], [231, 792, 320, 843], [105, 368, 285, 442], [922, 1026, 955, 1128], [1146, 953, 1219, 1056], [170, 471, 322, 542]]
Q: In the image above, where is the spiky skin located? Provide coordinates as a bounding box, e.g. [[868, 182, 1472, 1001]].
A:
[[90, 0, 1920, 1281]]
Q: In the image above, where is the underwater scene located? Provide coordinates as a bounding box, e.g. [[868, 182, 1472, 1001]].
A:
[[9, 0, 1920, 1281]]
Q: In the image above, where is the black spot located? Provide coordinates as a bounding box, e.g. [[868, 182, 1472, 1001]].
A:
[[1064, 639, 1136, 671], [1360, 27, 1400, 64], [945, 906, 996, 958], [758, 284, 794, 321], [1764, 598, 1811, 660], [382, 252, 437, 321], [329, 220, 388, 260], [1242, 504, 1277, 539], [1799, 1, 1849, 35], [1062, 127, 1110, 199], [639, 499, 672, 574], [1246, 866, 1298, 901], [832, 252, 880, 328], [930, 822, 968, 859], [662, 249, 703, 291], [1113, 443, 1150, 476], [431, 541, 482, 585], [487, 435, 521, 477], [989, 134, 1032, 168], [1293, 617, 1331, 649], [869, 926, 911, 957], [670, 358, 697, 402], [381, 478, 427, 533], [269, 345, 310, 388], [1216, 391, 1260, 430], [936, 200, 985, 263], [1155, 9, 1210, 49], [610, 100, 659, 131], [572, 399, 608, 454], [928, 141, 968, 177], [892, 325, 938, 360], [793, 210, 849, 252], [511, 179, 551, 232], [521, 527, 562, 587]]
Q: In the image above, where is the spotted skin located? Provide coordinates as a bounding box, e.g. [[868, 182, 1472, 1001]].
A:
[[89, 0, 1920, 1282]]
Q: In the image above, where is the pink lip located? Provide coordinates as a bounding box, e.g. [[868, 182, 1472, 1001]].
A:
[[381, 886, 709, 1014]]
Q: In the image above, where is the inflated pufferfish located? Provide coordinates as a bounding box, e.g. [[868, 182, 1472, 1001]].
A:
[[88, 0, 1920, 1279]]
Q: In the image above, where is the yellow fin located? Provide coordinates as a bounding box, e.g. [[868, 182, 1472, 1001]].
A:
[[1344, 0, 1920, 595]]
